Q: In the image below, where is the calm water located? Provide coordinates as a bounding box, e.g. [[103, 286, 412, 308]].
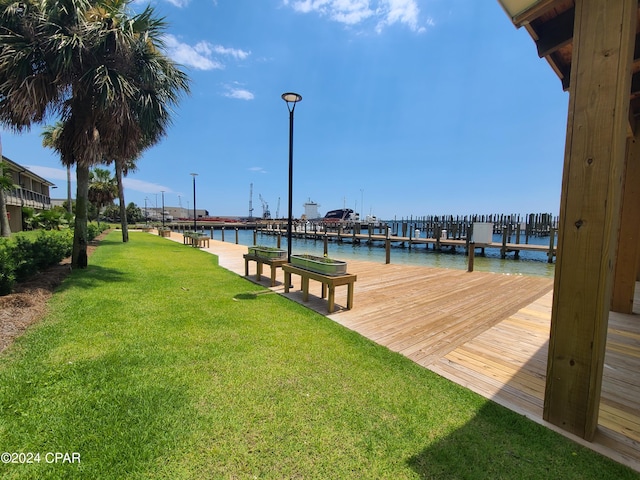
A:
[[185, 226, 556, 278]]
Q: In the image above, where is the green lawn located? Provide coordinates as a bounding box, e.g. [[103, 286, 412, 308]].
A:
[[0, 231, 637, 479]]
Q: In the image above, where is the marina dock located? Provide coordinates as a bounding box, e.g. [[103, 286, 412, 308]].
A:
[[161, 232, 639, 472], [256, 225, 557, 263]]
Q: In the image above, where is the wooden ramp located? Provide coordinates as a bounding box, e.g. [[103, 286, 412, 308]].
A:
[[168, 235, 640, 472]]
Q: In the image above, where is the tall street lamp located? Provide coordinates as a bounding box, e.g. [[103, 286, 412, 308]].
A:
[[190, 173, 198, 232], [161, 190, 165, 228], [282, 92, 302, 262]]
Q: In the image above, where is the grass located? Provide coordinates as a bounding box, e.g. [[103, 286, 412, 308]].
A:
[[0, 231, 638, 479]]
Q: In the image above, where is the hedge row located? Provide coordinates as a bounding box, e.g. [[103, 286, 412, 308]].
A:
[[0, 224, 109, 295], [0, 230, 74, 295]]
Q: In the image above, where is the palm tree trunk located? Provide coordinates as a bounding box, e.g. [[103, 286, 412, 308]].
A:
[[66, 164, 72, 214], [0, 190, 10, 237], [115, 160, 128, 242], [72, 165, 90, 268]]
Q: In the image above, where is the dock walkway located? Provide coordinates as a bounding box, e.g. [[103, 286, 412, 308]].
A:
[[257, 227, 557, 261], [165, 232, 640, 472]]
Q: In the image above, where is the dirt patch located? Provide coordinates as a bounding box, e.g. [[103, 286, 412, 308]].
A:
[[0, 233, 106, 353]]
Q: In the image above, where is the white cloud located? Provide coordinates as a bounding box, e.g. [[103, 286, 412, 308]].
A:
[[249, 167, 267, 174], [162, 35, 251, 71], [131, 0, 190, 7], [376, 0, 426, 33], [26, 165, 69, 183], [163, 35, 223, 70], [163, 0, 190, 7], [286, 0, 427, 32], [122, 178, 174, 194], [25, 165, 174, 195], [223, 83, 255, 100], [213, 45, 251, 61]]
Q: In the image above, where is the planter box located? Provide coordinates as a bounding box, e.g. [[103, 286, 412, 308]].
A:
[[158, 229, 171, 237], [248, 246, 287, 260], [290, 254, 347, 276]]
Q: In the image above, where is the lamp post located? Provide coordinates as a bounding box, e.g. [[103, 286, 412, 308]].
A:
[[161, 190, 165, 228], [144, 197, 148, 224], [190, 173, 198, 233], [282, 92, 302, 262]]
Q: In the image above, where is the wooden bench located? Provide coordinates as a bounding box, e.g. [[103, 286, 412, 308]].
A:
[[282, 264, 357, 313], [243, 254, 287, 287]]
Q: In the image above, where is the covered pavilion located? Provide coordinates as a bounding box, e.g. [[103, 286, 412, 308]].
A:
[[498, 0, 640, 443]]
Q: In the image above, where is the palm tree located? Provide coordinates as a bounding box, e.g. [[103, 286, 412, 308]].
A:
[[115, 157, 136, 242], [88, 167, 117, 227], [41, 122, 73, 215], [0, 0, 189, 267], [0, 160, 14, 237]]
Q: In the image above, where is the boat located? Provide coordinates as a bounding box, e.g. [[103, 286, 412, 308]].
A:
[[323, 208, 355, 223]]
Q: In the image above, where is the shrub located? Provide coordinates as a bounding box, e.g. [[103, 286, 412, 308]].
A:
[[0, 230, 73, 295], [0, 240, 16, 295], [87, 222, 102, 241]]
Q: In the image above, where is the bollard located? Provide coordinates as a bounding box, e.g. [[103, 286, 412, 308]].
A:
[[277, 234, 281, 248], [324, 236, 328, 256], [253, 229, 257, 245], [235, 228, 239, 244], [221, 227, 225, 242]]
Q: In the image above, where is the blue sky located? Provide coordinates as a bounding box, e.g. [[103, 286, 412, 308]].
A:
[[2, 0, 569, 220]]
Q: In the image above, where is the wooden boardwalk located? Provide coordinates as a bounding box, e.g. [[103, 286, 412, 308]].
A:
[[257, 227, 557, 260], [166, 233, 640, 472]]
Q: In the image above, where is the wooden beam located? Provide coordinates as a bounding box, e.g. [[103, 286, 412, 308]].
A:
[[513, 0, 563, 27], [543, 0, 636, 440], [612, 132, 640, 313], [536, 7, 575, 58]]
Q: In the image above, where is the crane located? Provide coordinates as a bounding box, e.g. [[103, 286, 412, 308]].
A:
[[258, 194, 271, 219], [248, 183, 254, 220]]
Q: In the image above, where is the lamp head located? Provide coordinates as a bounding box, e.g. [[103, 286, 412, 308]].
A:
[[282, 92, 302, 112]]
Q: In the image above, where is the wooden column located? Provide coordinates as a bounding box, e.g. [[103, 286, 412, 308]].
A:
[[612, 132, 640, 313], [543, 0, 636, 440]]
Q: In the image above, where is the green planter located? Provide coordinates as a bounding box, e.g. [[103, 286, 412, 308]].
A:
[[248, 246, 287, 260], [290, 254, 347, 276]]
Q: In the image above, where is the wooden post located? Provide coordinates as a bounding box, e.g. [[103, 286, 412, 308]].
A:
[[611, 131, 640, 313], [467, 242, 475, 272], [547, 228, 555, 264], [501, 229, 507, 259], [323, 235, 328, 256], [277, 233, 281, 248], [385, 239, 391, 264], [544, 0, 636, 440]]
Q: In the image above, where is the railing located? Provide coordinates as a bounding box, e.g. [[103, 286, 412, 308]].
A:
[[5, 187, 51, 210]]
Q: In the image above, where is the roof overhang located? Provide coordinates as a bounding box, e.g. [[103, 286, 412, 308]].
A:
[[498, 0, 554, 26], [1, 155, 55, 187], [498, 0, 640, 123]]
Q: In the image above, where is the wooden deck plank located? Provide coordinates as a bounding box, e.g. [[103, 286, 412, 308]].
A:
[[168, 235, 640, 473]]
